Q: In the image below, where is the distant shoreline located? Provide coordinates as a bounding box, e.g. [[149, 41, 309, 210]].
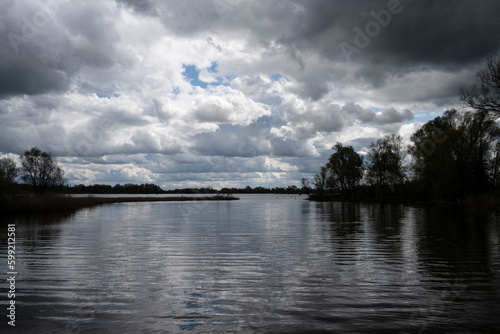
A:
[[0, 194, 239, 214], [306, 193, 500, 211]]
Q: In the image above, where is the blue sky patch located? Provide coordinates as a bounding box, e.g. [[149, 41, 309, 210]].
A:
[[414, 110, 444, 123], [270, 73, 289, 82], [96, 92, 110, 99], [207, 61, 218, 73], [183, 63, 227, 89], [183, 64, 208, 88]]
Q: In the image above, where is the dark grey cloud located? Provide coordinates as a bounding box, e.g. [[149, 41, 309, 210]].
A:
[[284, 0, 500, 66], [342, 103, 414, 126], [192, 117, 275, 157], [0, 50, 71, 98], [278, 0, 500, 95], [116, 0, 158, 16], [124, 0, 500, 67], [0, 1, 73, 97], [374, 108, 413, 124], [270, 137, 312, 158], [0, 0, 127, 99]]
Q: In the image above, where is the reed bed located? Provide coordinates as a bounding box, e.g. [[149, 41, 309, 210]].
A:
[[0, 194, 239, 214]]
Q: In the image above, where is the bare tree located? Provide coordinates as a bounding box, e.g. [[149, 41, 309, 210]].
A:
[[0, 155, 18, 184], [313, 166, 328, 199], [0, 155, 19, 194], [20, 147, 65, 193], [460, 54, 500, 115], [300, 177, 311, 194]]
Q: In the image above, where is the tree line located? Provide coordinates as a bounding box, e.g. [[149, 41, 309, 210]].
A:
[[0, 148, 307, 195], [309, 55, 500, 204]]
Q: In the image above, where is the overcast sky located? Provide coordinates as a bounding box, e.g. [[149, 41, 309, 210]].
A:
[[1, 0, 499, 189]]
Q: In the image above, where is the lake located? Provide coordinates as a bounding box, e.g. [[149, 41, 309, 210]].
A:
[[1, 194, 500, 333]]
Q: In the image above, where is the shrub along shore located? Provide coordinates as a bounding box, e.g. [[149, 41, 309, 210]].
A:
[[0, 194, 239, 214]]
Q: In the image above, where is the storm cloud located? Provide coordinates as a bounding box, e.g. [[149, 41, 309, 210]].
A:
[[1, 0, 499, 188]]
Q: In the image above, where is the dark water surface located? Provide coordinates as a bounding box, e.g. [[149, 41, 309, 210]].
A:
[[1, 194, 500, 333]]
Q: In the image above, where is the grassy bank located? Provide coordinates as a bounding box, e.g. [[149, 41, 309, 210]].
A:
[[0, 194, 239, 214]]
